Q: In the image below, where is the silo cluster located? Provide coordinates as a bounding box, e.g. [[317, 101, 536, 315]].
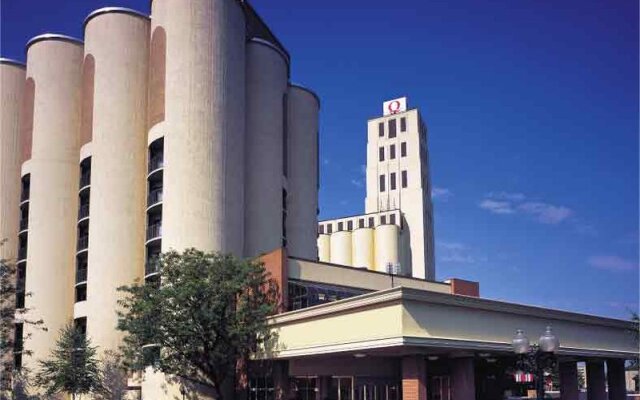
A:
[[0, 0, 320, 385]]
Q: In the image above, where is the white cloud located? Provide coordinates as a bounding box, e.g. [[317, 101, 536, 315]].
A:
[[350, 178, 364, 188], [436, 241, 466, 250], [431, 187, 453, 201], [518, 202, 573, 224], [588, 256, 638, 272], [487, 191, 526, 201], [441, 254, 476, 264], [479, 199, 515, 214]]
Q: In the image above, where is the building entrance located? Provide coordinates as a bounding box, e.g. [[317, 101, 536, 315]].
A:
[[354, 378, 401, 400], [428, 376, 450, 400]]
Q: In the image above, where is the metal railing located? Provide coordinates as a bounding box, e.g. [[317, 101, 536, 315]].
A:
[[77, 236, 89, 251], [76, 267, 88, 284], [148, 155, 164, 173], [146, 224, 162, 241], [147, 189, 163, 207], [79, 172, 91, 189], [78, 204, 90, 220]]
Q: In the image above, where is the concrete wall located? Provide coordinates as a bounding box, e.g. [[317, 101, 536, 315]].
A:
[[153, 0, 246, 255], [22, 36, 83, 370], [286, 85, 319, 260], [244, 39, 288, 257], [83, 9, 149, 353]]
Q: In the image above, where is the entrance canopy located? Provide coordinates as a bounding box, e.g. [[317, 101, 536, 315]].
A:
[[265, 286, 638, 360]]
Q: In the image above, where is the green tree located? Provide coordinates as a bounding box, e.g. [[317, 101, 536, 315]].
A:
[[34, 323, 103, 400], [117, 249, 279, 400], [627, 310, 639, 370], [0, 239, 45, 396], [94, 351, 128, 400]]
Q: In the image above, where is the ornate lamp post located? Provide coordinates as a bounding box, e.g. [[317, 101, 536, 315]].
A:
[[512, 326, 560, 400]]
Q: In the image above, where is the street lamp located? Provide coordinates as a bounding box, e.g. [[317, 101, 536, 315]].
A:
[[511, 326, 560, 400]]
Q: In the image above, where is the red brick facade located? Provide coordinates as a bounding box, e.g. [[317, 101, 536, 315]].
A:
[[402, 356, 427, 400]]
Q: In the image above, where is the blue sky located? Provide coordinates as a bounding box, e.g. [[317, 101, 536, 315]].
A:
[[2, 0, 638, 319]]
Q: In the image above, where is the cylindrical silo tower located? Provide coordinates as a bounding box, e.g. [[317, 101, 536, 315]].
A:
[[22, 35, 83, 370], [317, 233, 331, 262], [286, 84, 320, 259], [244, 38, 288, 257], [329, 230, 352, 267], [0, 59, 25, 261], [352, 227, 374, 270], [0, 58, 25, 379], [151, 0, 246, 255], [82, 8, 149, 353], [374, 224, 399, 273]]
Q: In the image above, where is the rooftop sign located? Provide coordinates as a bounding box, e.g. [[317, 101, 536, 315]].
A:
[[383, 97, 407, 116]]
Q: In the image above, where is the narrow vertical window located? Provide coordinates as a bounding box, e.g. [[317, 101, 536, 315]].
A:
[[401, 170, 408, 188], [358, 219, 364, 228], [318, 225, 324, 234], [388, 119, 397, 138], [378, 122, 384, 137], [390, 214, 396, 225], [327, 224, 333, 234], [390, 144, 396, 159], [390, 172, 396, 190], [379, 146, 385, 161], [400, 117, 406, 132], [381, 215, 387, 225], [401, 142, 407, 157], [379, 175, 386, 192], [368, 217, 374, 228], [338, 222, 344, 231], [347, 220, 353, 230]]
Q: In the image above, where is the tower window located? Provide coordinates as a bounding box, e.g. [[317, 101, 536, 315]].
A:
[[368, 217, 374, 227], [390, 144, 396, 160], [358, 219, 364, 228], [327, 224, 333, 234], [388, 119, 397, 138], [378, 122, 384, 137], [390, 214, 396, 225], [74, 317, 87, 336], [401, 142, 407, 157], [390, 173, 396, 190], [381, 215, 387, 225], [400, 117, 406, 132], [318, 225, 324, 234], [347, 220, 353, 230], [379, 146, 385, 161], [402, 170, 408, 188], [338, 222, 343, 231], [379, 175, 386, 192]]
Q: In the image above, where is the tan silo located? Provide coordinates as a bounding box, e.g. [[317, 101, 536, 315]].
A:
[[151, 0, 246, 255], [317, 233, 331, 263], [244, 38, 288, 257], [352, 227, 374, 270], [286, 84, 320, 259], [22, 34, 83, 370], [82, 8, 149, 353], [329, 230, 353, 267], [374, 224, 400, 273], [0, 59, 25, 261]]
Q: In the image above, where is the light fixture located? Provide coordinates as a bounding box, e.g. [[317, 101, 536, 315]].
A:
[[538, 326, 559, 353], [512, 329, 530, 355], [427, 355, 439, 361], [478, 352, 492, 358], [354, 353, 367, 358]]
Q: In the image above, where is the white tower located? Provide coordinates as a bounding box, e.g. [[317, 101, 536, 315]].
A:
[[364, 97, 435, 280]]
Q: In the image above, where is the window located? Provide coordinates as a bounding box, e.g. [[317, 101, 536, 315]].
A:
[[402, 170, 408, 188], [390, 214, 396, 225], [388, 119, 397, 138], [327, 224, 333, 234], [390, 173, 396, 190], [401, 142, 407, 157], [379, 146, 385, 161], [368, 217, 374, 227], [381, 215, 387, 224], [400, 117, 407, 132], [378, 122, 384, 137], [75, 284, 87, 302], [347, 220, 353, 230], [318, 225, 324, 234], [249, 376, 275, 400], [338, 222, 344, 231], [74, 317, 87, 336], [390, 144, 396, 159], [379, 175, 386, 192], [358, 218, 364, 228]]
